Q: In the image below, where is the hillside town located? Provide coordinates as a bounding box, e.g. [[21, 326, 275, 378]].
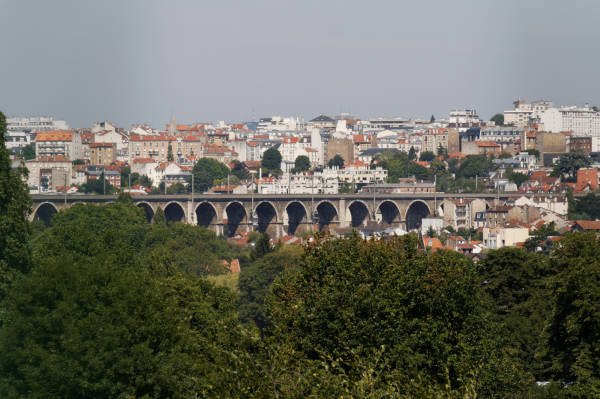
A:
[[9, 99, 600, 253]]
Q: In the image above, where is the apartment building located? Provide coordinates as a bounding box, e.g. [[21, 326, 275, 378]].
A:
[[35, 130, 83, 161]]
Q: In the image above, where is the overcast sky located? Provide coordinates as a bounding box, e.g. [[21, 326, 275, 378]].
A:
[[1, 0, 599, 128]]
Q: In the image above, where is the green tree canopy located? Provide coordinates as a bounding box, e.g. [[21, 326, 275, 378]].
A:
[[294, 155, 310, 171], [21, 143, 35, 160], [543, 232, 600, 395], [265, 235, 525, 395], [408, 146, 417, 160], [419, 151, 436, 162], [239, 244, 303, 329], [552, 151, 591, 178], [167, 142, 174, 161], [327, 154, 345, 168], [0, 110, 32, 298], [262, 147, 282, 171], [457, 155, 494, 179], [478, 247, 553, 378], [491, 113, 504, 126], [192, 158, 229, 193]]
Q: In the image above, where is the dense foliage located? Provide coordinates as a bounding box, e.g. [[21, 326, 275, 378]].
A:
[[262, 147, 282, 171], [192, 157, 230, 193], [0, 111, 32, 299]]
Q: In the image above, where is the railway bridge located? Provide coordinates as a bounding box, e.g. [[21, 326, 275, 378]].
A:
[[31, 192, 520, 238]]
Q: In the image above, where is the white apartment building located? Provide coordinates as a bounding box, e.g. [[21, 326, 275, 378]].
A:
[[504, 100, 553, 126], [256, 116, 303, 132], [7, 116, 69, 133], [449, 109, 480, 125], [259, 171, 339, 194], [35, 130, 83, 161], [5, 131, 31, 150]]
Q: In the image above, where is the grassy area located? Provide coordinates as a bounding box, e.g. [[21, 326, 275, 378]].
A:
[[206, 273, 239, 294]]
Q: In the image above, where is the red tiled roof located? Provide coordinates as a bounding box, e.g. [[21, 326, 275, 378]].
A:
[[36, 130, 75, 141]]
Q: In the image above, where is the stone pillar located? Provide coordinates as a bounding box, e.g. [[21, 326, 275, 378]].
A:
[[187, 199, 195, 224], [338, 198, 349, 227]]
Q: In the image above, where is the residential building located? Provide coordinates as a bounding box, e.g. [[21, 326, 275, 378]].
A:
[[35, 130, 83, 161], [483, 226, 530, 249], [25, 156, 72, 191], [7, 116, 69, 134], [441, 198, 487, 229], [90, 143, 116, 165]]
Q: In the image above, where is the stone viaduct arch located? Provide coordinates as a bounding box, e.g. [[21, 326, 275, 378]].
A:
[[164, 201, 186, 225], [32, 202, 59, 226], [31, 193, 526, 237]]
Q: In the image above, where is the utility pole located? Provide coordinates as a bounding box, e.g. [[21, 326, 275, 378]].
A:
[[103, 172, 106, 195], [64, 169, 67, 205], [191, 171, 195, 224]]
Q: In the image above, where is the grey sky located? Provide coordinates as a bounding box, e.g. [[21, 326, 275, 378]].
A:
[[1, 0, 599, 128]]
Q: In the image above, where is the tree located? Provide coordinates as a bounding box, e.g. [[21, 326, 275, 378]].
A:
[[230, 160, 250, 180], [327, 154, 345, 168], [239, 245, 303, 329], [478, 247, 553, 378], [542, 232, 600, 395], [457, 155, 493, 179], [506, 166, 529, 188], [552, 151, 591, 178], [192, 158, 229, 193], [524, 222, 558, 254], [152, 207, 166, 225], [266, 235, 527, 396], [251, 233, 272, 261], [526, 149, 540, 159], [262, 147, 282, 171], [419, 151, 436, 162], [80, 174, 115, 194], [430, 114, 435, 123], [0, 201, 254, 397], [0, 110, 32, 298], [294, 155, 310, 171], [491, 113, 504, 126], [408, 146, 417, 160], [166, 182, 188, 194], [167, 142, 174, 162], [21, 144, 35, 160]]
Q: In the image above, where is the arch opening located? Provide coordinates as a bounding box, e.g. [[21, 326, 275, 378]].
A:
[[378, 201, 400, 226], [196, 202, 217, 228], [136, 202, 154, 223], [164, 202, 185, 225], [34, 203, 58, 227], [285, 202, 307, 235], [255, 202, 277, 234], [225, 202, 247, 237], [406, 201, 431, 231], [348, 201, 369, 227], [316, 201, 338, 231]]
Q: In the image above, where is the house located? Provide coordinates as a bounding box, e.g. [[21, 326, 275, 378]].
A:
[[441, 198, 487, 229], [571, 220, 600, 232], [483, 225, 530, 249]]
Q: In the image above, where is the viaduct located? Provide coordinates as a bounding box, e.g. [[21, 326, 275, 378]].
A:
[[30, 192, 529, 238]]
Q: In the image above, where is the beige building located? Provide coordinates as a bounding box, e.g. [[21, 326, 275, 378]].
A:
[[327, 137, 354, 163], [483, 226, 530, 249], [441, 198, 487, 229], [90, 142, 116, 165], [25, 156, 72, 191]]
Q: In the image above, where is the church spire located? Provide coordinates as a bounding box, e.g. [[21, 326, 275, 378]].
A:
[[169, 113, 176, 136]]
